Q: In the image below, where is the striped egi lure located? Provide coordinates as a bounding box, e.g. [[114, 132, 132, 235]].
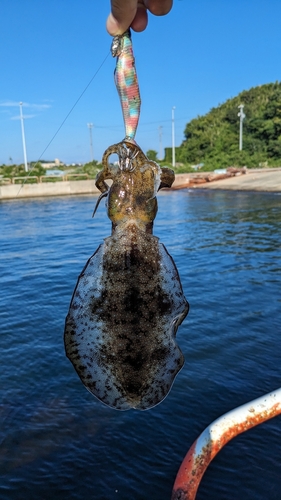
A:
[[64, 31, 189, 410], [111, 29, 141, 142]]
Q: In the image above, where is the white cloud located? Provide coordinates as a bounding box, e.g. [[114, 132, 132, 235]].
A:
[[11, 114, 36, 120], [0, 100, 51, 110]]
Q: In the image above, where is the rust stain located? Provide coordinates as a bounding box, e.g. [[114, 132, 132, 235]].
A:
[[172, 401, 281, 500], [211, 403, 281, 457], [172, 440, 212, 500]]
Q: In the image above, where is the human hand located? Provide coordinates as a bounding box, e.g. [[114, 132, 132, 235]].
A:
[[106, 0, 173, 36]]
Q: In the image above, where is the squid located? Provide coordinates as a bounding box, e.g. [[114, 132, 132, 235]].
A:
[[64, 30, 189, 410], [64, 142, 189, 410]]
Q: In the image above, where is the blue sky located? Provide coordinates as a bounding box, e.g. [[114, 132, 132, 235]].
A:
[[1, 0, 281, 165]]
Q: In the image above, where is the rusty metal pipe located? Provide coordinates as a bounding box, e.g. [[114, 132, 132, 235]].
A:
[[172, 388, 281, 500]]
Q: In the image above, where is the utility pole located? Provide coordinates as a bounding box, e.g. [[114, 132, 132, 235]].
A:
[[172, 106, 176, 167], [238, 104, 245, 151], [158, 125, 163, 161], [87, 123, 94, 162], [19, 102, 28, 172]]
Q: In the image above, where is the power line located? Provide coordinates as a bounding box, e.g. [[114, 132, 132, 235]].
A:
[[16, 51, 110, 196]]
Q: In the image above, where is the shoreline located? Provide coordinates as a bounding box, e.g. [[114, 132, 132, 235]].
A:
[[0, 174, 189, 201], [193, 168, 281, 192], [1, 169, 281, 201], [170, 168, 281, 193]]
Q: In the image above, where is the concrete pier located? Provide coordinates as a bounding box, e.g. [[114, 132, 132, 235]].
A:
[[0, 179, 99, 200], [197, 168, 281, 192], [1, 170, 280, 200], [0, 174, 190, 201]]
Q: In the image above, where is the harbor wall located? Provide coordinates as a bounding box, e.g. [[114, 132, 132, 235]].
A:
[[0, 174, 190, 200], [0, 179, 100, 200]]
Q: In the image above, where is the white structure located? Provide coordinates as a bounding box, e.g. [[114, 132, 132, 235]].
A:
[[238, 104, 246, 151], [19, 102, 28, 172], [87, 123, 94, 161], [172, 106, 176, 167], [158, 125, 163, 161]]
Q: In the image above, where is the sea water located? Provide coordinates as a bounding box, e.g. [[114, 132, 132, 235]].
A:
[[0, 190, 280, 500]]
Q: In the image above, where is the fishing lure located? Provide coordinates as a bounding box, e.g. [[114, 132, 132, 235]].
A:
[[64, 141, 189, 410], [111, 29, 141, 142]]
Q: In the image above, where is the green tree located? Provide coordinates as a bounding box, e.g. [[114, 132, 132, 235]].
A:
[[146, 150, 158, 161], [178, 82, 281, 169], [82, 160, 100, 178]]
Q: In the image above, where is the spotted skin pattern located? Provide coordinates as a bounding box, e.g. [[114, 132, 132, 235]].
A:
[[64, 142, 189, 410], [111, 29, 141, 143]]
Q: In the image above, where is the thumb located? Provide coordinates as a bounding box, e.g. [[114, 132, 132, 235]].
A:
[[106, 0, 138, 35]]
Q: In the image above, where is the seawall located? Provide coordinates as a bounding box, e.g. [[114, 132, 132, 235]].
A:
[[2, 170, 280, 200], [0, 174, 190, 201], [0, 179, 100, 200]]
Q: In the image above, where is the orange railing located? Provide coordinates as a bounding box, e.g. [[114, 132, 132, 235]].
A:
[[171, 388, 281, 500]]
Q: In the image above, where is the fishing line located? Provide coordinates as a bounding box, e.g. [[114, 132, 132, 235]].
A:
[[16, 50, 110, 197]]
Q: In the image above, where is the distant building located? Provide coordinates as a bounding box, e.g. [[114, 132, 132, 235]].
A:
[[41, 158, 64, 169]]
